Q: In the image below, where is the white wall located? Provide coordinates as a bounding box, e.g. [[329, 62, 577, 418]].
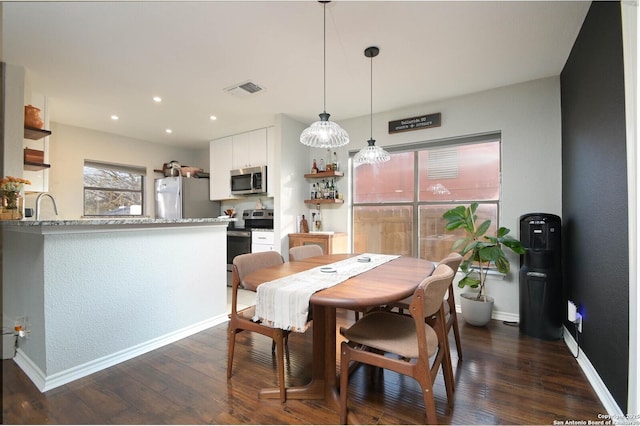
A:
[[273, 114, 309, 254], [33, 122, 205, 219], [322, 77, 563, 318]]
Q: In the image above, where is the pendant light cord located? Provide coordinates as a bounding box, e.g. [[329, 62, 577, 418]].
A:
[[323, 2, 327, 113], [370, 52, 373, 140]]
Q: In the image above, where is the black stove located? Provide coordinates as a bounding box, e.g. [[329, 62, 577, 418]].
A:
[[226, 210, 274, 284]]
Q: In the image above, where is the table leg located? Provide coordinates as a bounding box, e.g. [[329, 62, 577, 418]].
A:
[[259, 305, 337, 402]]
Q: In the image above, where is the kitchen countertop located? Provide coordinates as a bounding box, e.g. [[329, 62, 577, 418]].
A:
[[1, 217, 235, 226], [1, 217, 236, 233]]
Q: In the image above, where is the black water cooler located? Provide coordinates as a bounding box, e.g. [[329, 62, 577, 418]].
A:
[[519, 213, 563, 340]]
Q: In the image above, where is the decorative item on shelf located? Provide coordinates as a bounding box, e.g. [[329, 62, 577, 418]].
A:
[[311, 159, 319, 174], [300, 214, 309, 233], [354, 46, 391, 165], [0, 177, 31, 220], [318, 158, 326, 172], [24, 105, 44, 129], [299, 1, 350, 149]]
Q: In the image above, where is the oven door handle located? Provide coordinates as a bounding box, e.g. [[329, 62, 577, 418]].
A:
[[227, 230, 251, 237]]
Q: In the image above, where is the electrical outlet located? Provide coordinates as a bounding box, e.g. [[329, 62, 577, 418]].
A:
[[14, 316, 30, 338], [575, 313, 583, 333], [568, 300, 577, 322]]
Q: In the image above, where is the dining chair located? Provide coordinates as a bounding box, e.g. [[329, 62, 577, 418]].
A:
[[387, 252, 464, 360], [288, 244, 323, 261], [227, 250, 289, 402], [339, 263, 456, 424]]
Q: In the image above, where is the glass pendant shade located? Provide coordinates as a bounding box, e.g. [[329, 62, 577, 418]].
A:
[[300, 1, 350, 148], [354, 138, 390, 164], [300, 112, 350, 148], [355, 46, 390, 165]]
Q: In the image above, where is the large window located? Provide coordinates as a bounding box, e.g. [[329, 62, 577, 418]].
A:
[[83, 161, 145, 216], [352, 134, 501, 262]]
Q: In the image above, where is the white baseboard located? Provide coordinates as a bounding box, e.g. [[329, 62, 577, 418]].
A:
[[13, 314, 229, 392], [563, 325, 625, 418]]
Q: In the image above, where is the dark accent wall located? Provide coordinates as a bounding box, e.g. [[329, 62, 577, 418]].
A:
[[561, 1, 628, 411]]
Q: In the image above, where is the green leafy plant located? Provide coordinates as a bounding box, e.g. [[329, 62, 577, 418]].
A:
[[443, 203, 525, 302]]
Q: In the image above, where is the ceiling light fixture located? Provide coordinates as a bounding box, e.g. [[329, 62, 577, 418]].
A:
[[110, 115, 119, 121], [354, 46, 390, 165], [153, 96, 162, 103], [300, 0, 349, 149], [209, 115, 217, 121], [165, 129, 172, 134]]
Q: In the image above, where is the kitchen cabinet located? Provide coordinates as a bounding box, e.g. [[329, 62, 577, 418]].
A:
[[252, 230, 276, 253], [209, 136, 236, 200], [210, 127, 271, 200], [231, 128, 267, 170], [304, 170, 344, 204], [288, 232, 348, 255]]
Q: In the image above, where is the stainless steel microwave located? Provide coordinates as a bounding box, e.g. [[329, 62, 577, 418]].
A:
[[230, 165, 267, 195]]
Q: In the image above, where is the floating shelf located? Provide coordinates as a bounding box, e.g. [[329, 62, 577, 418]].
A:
[[304, 171, 344, 179], [304, 199, 344, 205], [24, 161, 51, 171], [24, 126, 52, 140]]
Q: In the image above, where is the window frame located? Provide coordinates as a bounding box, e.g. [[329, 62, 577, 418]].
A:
[[83, 160, 146, 217], [350, 132, 502, 259]]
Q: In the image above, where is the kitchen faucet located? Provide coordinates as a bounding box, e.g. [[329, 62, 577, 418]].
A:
[[35, 193, 59, 220]]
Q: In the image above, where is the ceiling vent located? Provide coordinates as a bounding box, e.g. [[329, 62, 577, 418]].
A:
[[224, 81, 265, 98]]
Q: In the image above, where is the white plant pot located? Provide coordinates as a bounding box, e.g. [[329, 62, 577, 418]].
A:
[[460, 292, 494, 326]]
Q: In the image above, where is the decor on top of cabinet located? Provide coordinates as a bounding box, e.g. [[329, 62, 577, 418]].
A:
[[354, 46, 390, 165], [0, 176, 31, 220], [24, 105, 44, 129], [299, 1, 349, 149]]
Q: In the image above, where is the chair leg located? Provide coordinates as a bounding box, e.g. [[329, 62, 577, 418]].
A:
[[452, 313, 463, 360], [274, 331, 286, 403], [339, 342, 351, 424], [421, 380, 439, 424], [227, 328, 236, 379]]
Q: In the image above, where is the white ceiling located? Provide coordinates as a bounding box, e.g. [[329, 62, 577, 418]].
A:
[[3, 1, 590, 149]]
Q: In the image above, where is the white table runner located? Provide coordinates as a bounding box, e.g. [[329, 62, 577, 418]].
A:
[[255, 253, 399, 332]]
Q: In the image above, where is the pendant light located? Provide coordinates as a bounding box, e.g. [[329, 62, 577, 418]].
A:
[[354, 46, 390, 165], [300, 1, 350, 149]]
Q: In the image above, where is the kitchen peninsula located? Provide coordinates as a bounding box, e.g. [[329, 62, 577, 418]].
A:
[[2, 217, 231, 392]]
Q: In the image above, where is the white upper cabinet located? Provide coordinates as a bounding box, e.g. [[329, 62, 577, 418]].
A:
[[231, 128, 267, 170], [210, 127, 271, 200], [209, 136, 235, 200]]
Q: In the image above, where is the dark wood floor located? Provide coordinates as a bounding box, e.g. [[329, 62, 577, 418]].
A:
[[3, 309, 605, 425]]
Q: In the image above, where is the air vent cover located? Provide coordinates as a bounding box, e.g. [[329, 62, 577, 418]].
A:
[[225, 80, 265, 98]]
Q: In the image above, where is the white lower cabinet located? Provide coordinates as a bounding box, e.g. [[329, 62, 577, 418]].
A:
[[252, 230, 275, 253]]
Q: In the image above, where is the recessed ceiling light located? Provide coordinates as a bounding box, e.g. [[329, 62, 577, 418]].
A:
[[165, 129, 172, 134], [209, 115, 217, 121], [110, 115, 119, 121], [153, 96, 162, 103]]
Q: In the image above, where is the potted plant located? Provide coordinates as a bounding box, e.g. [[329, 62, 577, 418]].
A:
[[443, 203, 525, 326]]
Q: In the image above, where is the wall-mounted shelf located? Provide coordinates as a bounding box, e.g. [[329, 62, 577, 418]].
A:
[[304, 171, 344, 179], [24, 161, 51, 171], [304, 199, 344, 205], [24, 126, 52, 140]]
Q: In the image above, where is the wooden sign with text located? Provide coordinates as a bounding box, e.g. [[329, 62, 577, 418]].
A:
[[388, 112, 441, 134]]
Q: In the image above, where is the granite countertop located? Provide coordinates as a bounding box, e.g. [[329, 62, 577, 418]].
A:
[[1, 217, 236, 227]]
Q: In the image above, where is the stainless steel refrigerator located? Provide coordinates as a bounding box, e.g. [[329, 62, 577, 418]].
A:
[[154, 177, 220, 219]]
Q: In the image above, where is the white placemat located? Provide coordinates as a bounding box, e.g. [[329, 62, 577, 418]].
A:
[[255, 253, 399, 332]]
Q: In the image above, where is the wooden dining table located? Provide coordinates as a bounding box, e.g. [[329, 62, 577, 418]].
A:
[[242, 253, 435, 405]]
